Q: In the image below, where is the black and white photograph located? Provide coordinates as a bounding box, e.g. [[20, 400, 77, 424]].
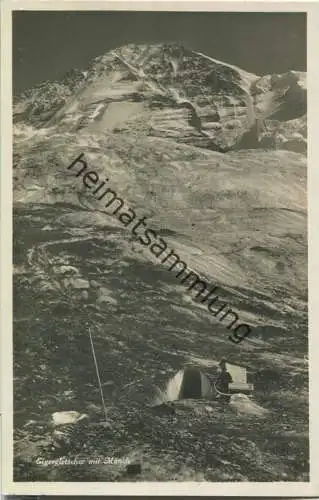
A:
[[2, 1, 318, 495]]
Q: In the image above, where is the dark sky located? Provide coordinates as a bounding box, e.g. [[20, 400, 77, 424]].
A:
[[13, 11, 306, 95]]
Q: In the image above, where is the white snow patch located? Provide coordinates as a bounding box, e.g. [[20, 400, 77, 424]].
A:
[[52, 411, 88, 426], [193, 50, 259, 91]]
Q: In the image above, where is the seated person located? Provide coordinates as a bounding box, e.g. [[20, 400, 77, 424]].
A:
[[215, 359, 233, 403]]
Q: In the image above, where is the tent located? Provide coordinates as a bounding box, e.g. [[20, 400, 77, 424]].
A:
[[164, 366, 213, 401]]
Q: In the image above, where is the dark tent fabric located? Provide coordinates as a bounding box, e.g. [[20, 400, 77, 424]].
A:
[[179, 366, 203, 399], [162, 366, 213, 401]]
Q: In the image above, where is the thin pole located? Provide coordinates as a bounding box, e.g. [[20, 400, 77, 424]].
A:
[[88, 326, 108, 425]]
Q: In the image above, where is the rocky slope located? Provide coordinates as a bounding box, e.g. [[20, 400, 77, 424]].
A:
[[13, 43, 308, 482]]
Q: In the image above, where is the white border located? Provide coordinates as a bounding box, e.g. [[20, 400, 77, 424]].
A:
[[1, 0, 319, 495]]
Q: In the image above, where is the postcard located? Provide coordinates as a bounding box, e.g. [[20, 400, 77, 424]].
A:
[[1, 0, 318, 495]]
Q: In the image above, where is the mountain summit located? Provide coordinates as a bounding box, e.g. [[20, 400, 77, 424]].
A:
[[14, 43, 306, 153]]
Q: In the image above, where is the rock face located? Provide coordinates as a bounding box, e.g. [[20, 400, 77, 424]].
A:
[[14, 43, 306, 154]]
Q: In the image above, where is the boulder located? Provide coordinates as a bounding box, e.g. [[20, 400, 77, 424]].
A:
[[62, 277, 90, 289], [229, 393, 269, 418], [90, 279, 100, 288], [53, 265, 80, 276], [38, 280, 60, 292], [80, 290, 89, 301], [96, 287, 118, 306]]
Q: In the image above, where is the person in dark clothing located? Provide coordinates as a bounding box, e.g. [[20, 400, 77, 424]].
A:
[[215, 359, 233, 403]]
